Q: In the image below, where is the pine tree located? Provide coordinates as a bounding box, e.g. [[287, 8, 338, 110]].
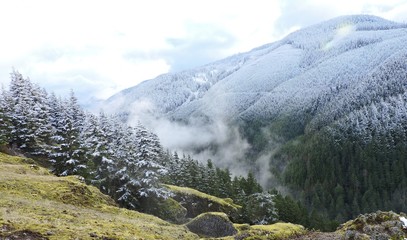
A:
[[243, 172, 263, 195], [169, 151, 182, 185], [133, 123, 168, 199], [242, 192, 277, 225], [113, 124, 141, 209], [29, 84, 52, 156], [8, 70, 36, 152], [0, 87, 12, 145], [94, 113, 118, 193], [113, 123, 169, 210], [202, 159, 218, 195], [49, 91, 86, 176]]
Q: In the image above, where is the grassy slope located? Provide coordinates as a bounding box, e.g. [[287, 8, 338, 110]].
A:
[[0, 152, 311, 239], [0, 153, 197, 240], [233, 223, 307, 240]]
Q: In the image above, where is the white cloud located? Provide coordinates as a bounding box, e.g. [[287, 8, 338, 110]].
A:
[[0, 0, 406, 105]]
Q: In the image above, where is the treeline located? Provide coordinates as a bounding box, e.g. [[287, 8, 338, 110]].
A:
[[0, 71, 169, 210], [163, 152, 262, 200], [281, 127, 407, 225], [161, 151, 322, 227], [279, 84, 407, 226]]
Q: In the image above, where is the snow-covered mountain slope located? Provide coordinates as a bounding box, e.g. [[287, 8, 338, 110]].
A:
[[105, 15, 407, 130]]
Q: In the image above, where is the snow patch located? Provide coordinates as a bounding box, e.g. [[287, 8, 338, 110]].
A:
[[400, 216, 407, 229], [322, 24, 356, 50]]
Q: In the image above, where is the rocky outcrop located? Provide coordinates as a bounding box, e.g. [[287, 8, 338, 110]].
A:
[[165, 185, 241, 221], [338, 211, 407, 240], [140, 196, 188, 224], [185, 212, 237, 238]]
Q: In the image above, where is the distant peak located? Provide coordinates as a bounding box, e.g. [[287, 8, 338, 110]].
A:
[[299, 14, 405, 34], [280, 14, 406, 50], [319, 14, 401, 29], [328, 14, 390, 24]]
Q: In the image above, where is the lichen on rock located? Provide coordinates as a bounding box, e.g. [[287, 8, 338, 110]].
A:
[[185, 212, 238, 238], [338, 210, 407, 240]]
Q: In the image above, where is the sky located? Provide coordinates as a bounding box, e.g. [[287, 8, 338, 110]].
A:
[[1, 0, 407, 106]]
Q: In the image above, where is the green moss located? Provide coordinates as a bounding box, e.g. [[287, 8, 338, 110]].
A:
[[164, 184, 241, 210], [0, 152, 36, 165], [193, 212, 229, 219], [142, 196, 187, 224], [0, 153, 198, 239], [234, 223, 251, 231], [251, 222, 306, 235], [233, 222, 307, 240]]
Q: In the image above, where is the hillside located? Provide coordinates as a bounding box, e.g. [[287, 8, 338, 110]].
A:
[[0, 152, 198, 239], [106, 15, 407, 126]]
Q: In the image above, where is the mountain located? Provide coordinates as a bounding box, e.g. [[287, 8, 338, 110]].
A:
[[105, 15, 407, 222], [106, 15, 407, 127]]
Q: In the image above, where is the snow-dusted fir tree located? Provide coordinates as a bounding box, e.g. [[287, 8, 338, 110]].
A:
[[29, 84, 52, 156], [133, 123, 168, 199], [48, 93, 69, 174], [0, 87, 12, 145], [91, 112, 117, 193], [49, 91, 87, 176], [166, 151, 185, 186], [79, 113, 102, 181], [243, 192, 277, 225], [113, 122, 169, 209], [113, 124, 141, 208], [8, 71, 35, 152], [4, 71, 52, 156]]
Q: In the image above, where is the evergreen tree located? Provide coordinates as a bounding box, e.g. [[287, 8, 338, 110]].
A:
[[8, 70, 36, 152], [243, 172, 263, 195], [0, 87, 12, 145], [29, 84, 52, 156], [242, 192, 277, 225], [95, 112, 118, 192], [49, 91, 86, 176], [133, 123, 168, 199], [273, 192, 302, 224], [113, 123, 169, 210]]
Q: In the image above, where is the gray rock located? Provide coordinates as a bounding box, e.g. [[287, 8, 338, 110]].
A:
[[185, 212, 237, 238]]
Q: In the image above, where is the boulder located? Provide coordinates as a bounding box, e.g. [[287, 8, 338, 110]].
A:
[[185, 212, 237, 238], [338, 211, 407, 239]]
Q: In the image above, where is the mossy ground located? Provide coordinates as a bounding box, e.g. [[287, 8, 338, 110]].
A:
[[164, 184, 241, 210], [248, 223, 307, 238], [227, 222, 306, 240], [0, 152, 197, 239]]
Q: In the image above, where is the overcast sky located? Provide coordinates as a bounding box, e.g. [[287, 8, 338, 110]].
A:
[[1, 0, 407, 105]]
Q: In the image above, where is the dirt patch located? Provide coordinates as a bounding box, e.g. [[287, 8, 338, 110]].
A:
[[0, 230, 48, 240], [287, 231, 342, 240]]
